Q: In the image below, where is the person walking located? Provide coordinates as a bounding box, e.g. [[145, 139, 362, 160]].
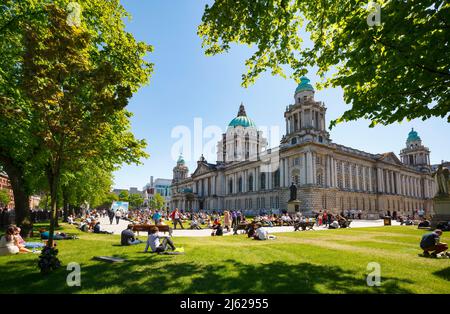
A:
[[223, 210, 231, 232], [115, 209, 122, 225], [108, 210, 115, 225], [170, 208, 184, 229]]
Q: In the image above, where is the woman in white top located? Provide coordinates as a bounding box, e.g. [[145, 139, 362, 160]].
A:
[[0, 225, 20, 256]]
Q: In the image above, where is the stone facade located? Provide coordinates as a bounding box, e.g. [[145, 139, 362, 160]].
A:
[[170, 77, 437, 218]]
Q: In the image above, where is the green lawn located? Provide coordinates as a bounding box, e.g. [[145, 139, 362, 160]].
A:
[[0, 223, 449, 294]]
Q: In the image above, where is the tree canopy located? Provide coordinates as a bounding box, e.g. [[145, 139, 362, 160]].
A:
[[199, 0, 450, 127]]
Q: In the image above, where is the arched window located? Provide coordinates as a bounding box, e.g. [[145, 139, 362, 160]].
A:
[[238, 177, 243, 193], [228, 179, 233, 194], [248, 175, 253, 192], [260, 173, 266, 190], [274, 170, 280, 188]]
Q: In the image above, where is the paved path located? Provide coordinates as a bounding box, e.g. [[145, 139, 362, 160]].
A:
[[98, 217, 401, 238]]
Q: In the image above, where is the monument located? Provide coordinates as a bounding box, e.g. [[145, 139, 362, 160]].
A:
[[431, 165, 450, 228], [287, 182, 301, 214]]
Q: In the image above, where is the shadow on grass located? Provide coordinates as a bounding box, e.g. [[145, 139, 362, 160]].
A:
[[0, 256, 414, 294], [433, 267, 450, 281]]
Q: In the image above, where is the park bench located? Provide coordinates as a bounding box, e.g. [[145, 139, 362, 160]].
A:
[[132, 224, 173, 236]]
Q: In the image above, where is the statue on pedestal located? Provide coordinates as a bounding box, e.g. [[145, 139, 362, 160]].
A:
[[432, 165, 450, 197], [289, 182, 297, 202]]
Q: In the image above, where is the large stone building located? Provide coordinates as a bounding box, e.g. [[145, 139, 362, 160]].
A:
[[170, 77, 437, 217]]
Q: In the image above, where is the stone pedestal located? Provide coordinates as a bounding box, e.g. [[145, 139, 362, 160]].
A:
[[287, 200, 301, 214], [431, 198, 450, 228]]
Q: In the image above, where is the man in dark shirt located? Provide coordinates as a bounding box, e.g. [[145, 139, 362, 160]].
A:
[[121, 224, 142, 246], [420, 229, 448, 257]]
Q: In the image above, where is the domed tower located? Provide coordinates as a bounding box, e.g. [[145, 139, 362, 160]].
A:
[[400, 128, 431, 171], [281, 76, 330, 147], [217, 103, 267, 163], [172, 154, 189, 183]]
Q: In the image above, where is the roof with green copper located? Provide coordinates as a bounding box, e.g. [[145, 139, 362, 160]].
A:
[[407, 128, 421, 142], [228, 103, 256, 128], [295, 76, 314, 94], [177, 155, 185, 164]]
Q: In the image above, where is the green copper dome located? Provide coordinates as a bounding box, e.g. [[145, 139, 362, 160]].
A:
[[295, 76, 314, 94], [177, 155, 185, 164], [228, 103, 256, 128], [407, 128, 421, 142]]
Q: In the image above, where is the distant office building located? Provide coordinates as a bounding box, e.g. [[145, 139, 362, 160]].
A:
[[143, 176, 171, 209]]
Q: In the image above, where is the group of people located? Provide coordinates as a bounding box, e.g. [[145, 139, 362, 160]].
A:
[[120, 224, 184, 254]]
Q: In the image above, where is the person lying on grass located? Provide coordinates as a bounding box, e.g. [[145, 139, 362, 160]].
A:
[[420, 229, 449, 258], [144, 226, 183, 253]]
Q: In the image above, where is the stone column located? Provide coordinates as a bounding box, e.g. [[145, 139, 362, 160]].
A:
[[349, 164, 354, 191], [326, 156, 331, 187], [377, 168, 382, 193], [333, 158, 338, 187], [343, 162, 347, 189], [306, 151, 313, 184], [280, 159, 285, 188], [368, 167, 373, 192], [284, 158, 289, 187], [356, 165, 360, 191], [312, 152, 317, 185], [300, 154, 306, 185]]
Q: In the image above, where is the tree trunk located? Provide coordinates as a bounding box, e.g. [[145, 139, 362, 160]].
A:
[[47, 162, 61, 248], [0, 156, 31, 234], [62, 188, 69, 222]]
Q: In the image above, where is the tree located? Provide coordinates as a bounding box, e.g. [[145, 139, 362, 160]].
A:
[[199, 0, 450, 127], [150, 193, 165, 210], [18, 3, 151, 247], [0, 189, 10, 207], [129, 193, 144, 210], [118, 190, 130, 202], [0, 0, 152, 233]]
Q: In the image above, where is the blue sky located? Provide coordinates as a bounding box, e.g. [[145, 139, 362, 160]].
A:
[[113, 0, 449, 190]]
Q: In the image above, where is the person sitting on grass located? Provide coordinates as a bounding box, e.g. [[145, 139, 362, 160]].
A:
[[328, 219, 340, 229], [253, 223, 276, 240], [120, 224, 142, 246], [144, 226, 183, 253], [13, 226, 44, 252], [0, 225, 20, 256], [211, 222, 224, 236], [420, 229, 449, 258], [190, 217, 202, 230]]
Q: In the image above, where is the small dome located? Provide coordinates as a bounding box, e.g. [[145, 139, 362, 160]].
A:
[[295, 76, 314, 94], [228, 103, 256, 128], [177, 155, 185, 164], [407, 128, 421, 143]]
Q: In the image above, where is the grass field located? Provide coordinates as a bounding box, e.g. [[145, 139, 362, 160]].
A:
[[0, 223, 449, 294]]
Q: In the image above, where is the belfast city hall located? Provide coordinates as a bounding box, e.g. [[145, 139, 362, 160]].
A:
[[170, 77, 437, 217]]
